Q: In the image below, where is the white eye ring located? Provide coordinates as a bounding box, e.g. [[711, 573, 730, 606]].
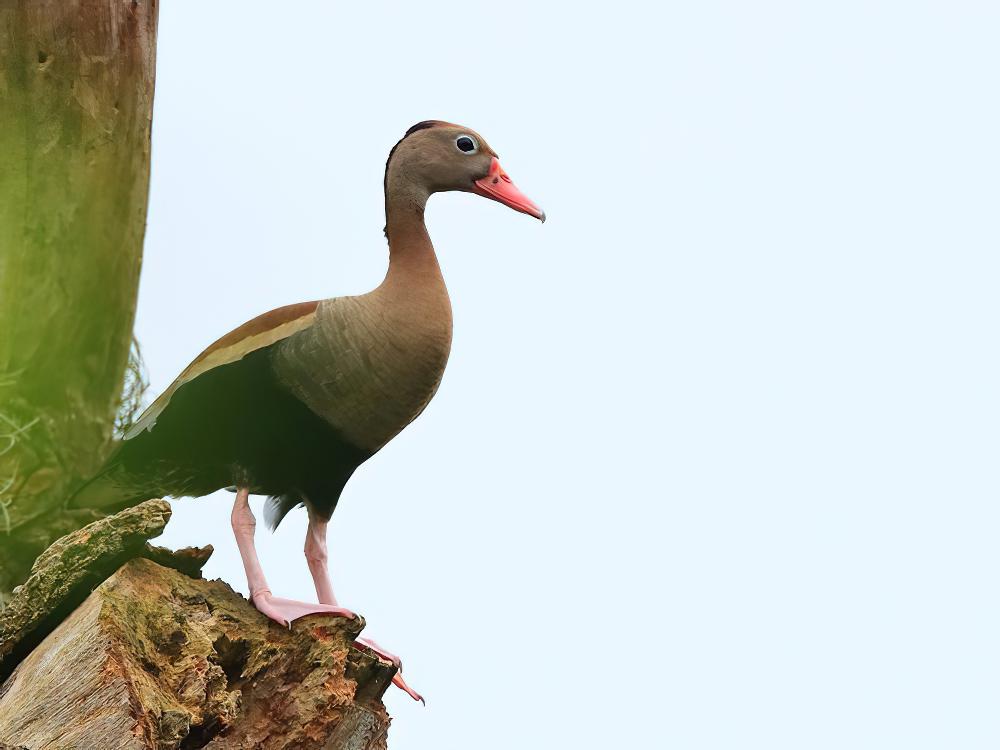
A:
[[455, 135, 479, 154]]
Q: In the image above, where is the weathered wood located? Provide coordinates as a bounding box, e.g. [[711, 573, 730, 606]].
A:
[[0, 498, 213, 679], [0, 0, 159, 602], [143, 541, 215, 579], [0, 559, 394, 749]]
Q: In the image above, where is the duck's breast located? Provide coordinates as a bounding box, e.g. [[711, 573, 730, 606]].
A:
[[270, 293, 452, 453]]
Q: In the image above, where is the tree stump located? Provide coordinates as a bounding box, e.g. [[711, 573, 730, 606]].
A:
[[0, 559, 394, 749]]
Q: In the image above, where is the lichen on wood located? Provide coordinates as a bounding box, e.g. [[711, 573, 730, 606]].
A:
[[0, 498, 211, 679], [0, 559, 394, 749]]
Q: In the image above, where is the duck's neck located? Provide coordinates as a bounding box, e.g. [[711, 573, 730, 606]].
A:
[[380, 183, 449, 307]]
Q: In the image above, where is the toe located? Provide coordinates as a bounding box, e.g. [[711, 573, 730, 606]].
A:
[[393, 673, 425, 705]]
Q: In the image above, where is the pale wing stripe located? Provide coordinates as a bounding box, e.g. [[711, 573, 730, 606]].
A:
[[124, 312, 317, 440]]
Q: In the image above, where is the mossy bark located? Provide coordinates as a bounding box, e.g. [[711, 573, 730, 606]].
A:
[[0, 559, 394, 749], [0, 498, 204, 677], [0, 0, 158, 602]]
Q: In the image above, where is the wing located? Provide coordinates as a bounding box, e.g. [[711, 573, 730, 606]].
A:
[[124, 300, 320, 440]]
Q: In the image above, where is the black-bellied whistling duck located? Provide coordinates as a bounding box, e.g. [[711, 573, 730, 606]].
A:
[[70, 120, 544, 703]]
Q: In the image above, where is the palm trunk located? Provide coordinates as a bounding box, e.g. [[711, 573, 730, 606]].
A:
[[0, 0, 158, 604]]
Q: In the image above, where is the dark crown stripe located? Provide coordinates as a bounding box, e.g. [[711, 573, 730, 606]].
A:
[[382, 120, 448, 238], [383, 120, 445, 194]]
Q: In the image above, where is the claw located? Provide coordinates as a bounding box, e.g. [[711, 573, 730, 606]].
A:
[[392, 672, 425, 705]]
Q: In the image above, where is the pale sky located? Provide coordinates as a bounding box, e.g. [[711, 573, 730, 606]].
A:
[[143, 2, 1000, 747]]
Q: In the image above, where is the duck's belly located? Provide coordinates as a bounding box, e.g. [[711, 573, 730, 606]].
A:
[[270, 297, 452, 453]]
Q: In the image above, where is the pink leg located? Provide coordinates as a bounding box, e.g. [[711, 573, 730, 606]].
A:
[[305, 508, 339, 606], [231, 488, 355, 627], [305, 511, 424, 704], [354, 637, 425, 705]]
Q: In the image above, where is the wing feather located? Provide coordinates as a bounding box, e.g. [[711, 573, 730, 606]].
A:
[[124, 301, 320, 439]]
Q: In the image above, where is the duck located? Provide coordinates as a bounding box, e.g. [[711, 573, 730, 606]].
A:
[[70, 120, 544, 703]]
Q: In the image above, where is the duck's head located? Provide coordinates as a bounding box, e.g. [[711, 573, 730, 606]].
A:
[[384, 120, 545, 223]]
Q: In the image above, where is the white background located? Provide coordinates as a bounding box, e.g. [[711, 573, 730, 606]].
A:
[[144, 2, 1000, 747]]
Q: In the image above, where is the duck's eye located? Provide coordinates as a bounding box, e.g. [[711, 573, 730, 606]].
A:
[[455, 135, 478, 154]]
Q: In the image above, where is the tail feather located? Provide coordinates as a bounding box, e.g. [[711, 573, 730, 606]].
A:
[[67, 464, 150, 511], [264, 493, 303, 531]]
